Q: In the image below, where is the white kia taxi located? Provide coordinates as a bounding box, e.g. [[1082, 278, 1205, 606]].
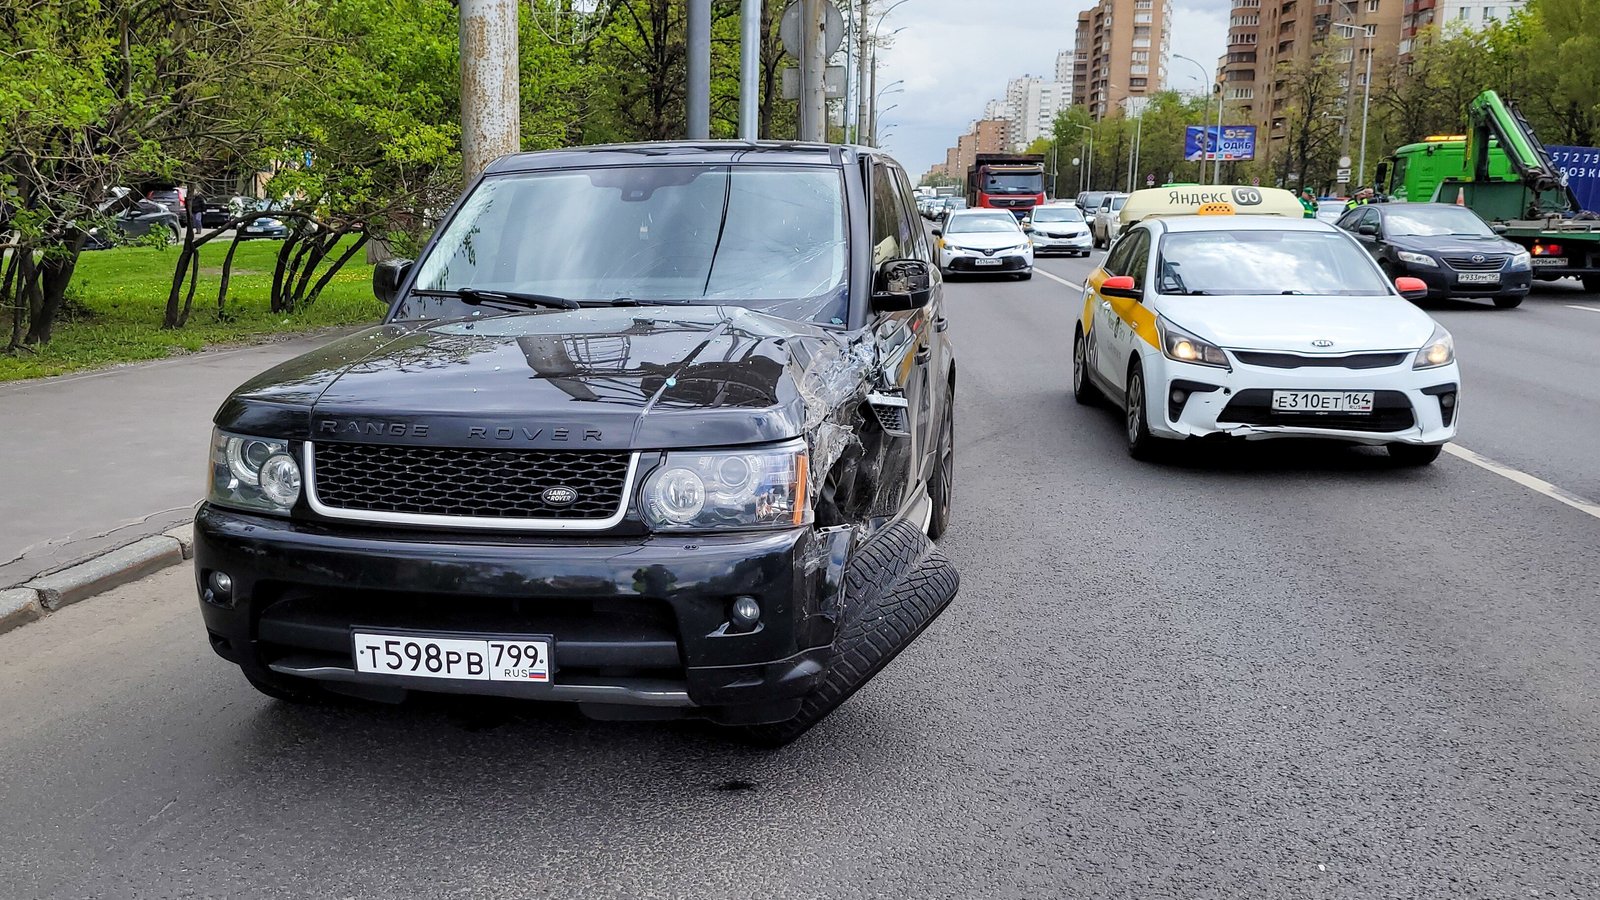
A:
[[1072, 188, 1459, 466], [934, 209, 1034, 280]]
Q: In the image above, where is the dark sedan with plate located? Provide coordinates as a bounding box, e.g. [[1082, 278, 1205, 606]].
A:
[[1336, 202, 1532, 308]]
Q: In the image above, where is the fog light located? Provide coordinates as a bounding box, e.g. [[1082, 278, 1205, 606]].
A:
[[730, 595, 761, 627], [210, 571, 233, 595], [1171, 389, 1188, 405], [1439, 393, 1456, 408]]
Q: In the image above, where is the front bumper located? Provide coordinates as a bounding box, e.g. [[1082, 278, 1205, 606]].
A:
[[941, 248, 1032, 272], [1030, 232, 1092, 253], [1144, 352, 1461, 445], [194, 505, 852, 721], [1396, 260, 1533, 299]]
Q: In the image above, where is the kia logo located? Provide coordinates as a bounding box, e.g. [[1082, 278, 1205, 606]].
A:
[[542, 486, 578, 506], [1311, 339, 1334, 348]]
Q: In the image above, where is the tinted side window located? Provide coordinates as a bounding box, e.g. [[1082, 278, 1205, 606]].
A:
[[1104, 229, 1138, 275], [871, 162, 913, 265], [1125, 230, 1152, 290], [891, 167, 929, 260]]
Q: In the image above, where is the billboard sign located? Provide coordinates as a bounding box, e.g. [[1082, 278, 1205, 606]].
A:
[[1185, 125, 1257, 162], [1549, 145, 1600, 213]]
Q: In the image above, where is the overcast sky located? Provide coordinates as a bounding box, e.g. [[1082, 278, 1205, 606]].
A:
[[868, 0, 1230, 177]]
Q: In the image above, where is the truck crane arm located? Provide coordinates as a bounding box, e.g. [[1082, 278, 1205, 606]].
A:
[[1466, 90, 1580, 210]]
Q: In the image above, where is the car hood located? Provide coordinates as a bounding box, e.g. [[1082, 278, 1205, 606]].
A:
[[1386, 234, 1519, 256], [1160, 296, 1438, 352], [1031, 222, 1089, 236], [944, 231, 1026, 249], [216, 306, 873, 451]]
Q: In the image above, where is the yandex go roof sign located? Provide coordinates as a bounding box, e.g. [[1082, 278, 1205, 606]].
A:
[[1119, 185, 1304, 226]]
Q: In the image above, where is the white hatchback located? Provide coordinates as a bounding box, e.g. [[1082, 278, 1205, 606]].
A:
[[934, 210, 1034, 280], [1072, 216, 1460, 466]]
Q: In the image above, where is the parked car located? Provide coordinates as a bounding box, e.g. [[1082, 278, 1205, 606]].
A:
[[193, 141, 961, 746], [1091, 192, 1130, 248], [1315, 197, 1346, 223], [201, 199, 234, 229], [1077, 191, 1109, 217], [934, 209, 1033, 278], [1024, 203, 1092, 256], [83, 198, 180, 250], [145, 187, 187, 218], [1335, 202, 1532, 308], [238, 200, 292, 240]]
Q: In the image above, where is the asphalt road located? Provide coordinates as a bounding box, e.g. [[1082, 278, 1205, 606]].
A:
[[3, 256, 1599, 898]]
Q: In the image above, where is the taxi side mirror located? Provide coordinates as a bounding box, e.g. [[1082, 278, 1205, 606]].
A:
[[1099, 275, 1141, 300], [1394, 276, 1429, 300]]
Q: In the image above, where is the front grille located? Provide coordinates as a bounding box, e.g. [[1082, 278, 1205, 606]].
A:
[[312, 443, 632, 520], [1442, 254, 1508, 271], [949, 256, 1028, 272], [1233, 351, 1409, 369], [1220, 389, 1416, 433]]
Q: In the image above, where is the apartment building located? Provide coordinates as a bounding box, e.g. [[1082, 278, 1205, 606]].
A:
[[1235, 0, 1402, 166], [1071, 0, 1173, 119], [997, 76, 1071, 151], [1402, 0, 1525, 50], [935, 118, 1015, 183]]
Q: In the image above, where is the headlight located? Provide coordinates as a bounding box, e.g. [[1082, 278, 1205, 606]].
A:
[[1157, 317, 1230, 369], [1397, 250, 1438, 267], [642, 441, 809, 531], [209, 429, 300, 514], [1413, 324, 1455, 369], [1508, 250, 1531, 271]]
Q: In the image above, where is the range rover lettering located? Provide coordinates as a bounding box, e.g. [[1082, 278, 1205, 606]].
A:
[[194, 142, 961, 745]]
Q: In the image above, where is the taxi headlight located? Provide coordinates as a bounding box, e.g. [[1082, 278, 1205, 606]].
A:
[[642, 441, 810, 531], [1157, 317, 1230, 369], [1397, 250, 1438, 267], [209, 429, 300, 514], [1413, 325, 1455, 369]]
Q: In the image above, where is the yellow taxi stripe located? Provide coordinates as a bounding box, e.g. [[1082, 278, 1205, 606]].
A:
[[1084, 268, 1159, 348]]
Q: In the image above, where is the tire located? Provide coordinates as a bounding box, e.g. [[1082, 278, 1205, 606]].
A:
[[1072, 328, 1101, 406], [740, 521, 959, 747], [1017, 271, 1033, 281], [1583, 273, 1600, 293], [1492, 294, 1524, 309], [1387, 443, 1443, 466], [926, 393, 954, 541], [1124, 361, 1162, 461], [167, 225, 181, 245]]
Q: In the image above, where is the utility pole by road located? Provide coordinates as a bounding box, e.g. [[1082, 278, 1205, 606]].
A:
[[799, 0, 827, 141], [1213, 83, 1226, 185], [856, 0, 871, 144], [739, 0, 761, 140], [688, 0, 711, 139], [459, 0, 520, 185]]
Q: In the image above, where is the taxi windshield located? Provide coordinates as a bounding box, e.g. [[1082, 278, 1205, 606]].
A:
[[1154, 229, 1392, 296]]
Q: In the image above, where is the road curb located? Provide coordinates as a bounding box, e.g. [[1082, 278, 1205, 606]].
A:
[[23, 535, 187, 612], [0, 588, 44, 636]]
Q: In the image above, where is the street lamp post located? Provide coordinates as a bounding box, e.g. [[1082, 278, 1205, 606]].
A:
[[1174, 54, 1212, 185], [1330, 10, 1370, 191], [1075, 124, 1093, 193], [862, 3, 911, 147], [1213, 83, 1226, 185], [1331, 21, 1376, 187]]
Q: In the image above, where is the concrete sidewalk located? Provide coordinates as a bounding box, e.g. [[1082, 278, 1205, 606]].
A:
[[0, 331, 351, 586]]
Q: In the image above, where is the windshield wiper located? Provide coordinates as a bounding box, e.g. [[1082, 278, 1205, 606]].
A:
[[414, 288, 579, 310]]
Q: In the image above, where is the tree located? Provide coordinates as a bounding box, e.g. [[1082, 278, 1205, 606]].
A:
[[1275, 38, 1349, 193], [1519, 0, 1600, 144]]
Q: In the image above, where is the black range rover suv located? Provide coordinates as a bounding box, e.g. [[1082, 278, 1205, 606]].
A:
[[195, 142, 960, 744]]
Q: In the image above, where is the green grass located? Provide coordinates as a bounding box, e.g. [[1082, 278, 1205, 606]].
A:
[[0, 237, 385, 381]]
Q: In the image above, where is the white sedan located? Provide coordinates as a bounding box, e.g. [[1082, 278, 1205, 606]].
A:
[[1025, 204, 1093, 257], [934, 210, 1034, 280], [1072, 216, 1460, 466]]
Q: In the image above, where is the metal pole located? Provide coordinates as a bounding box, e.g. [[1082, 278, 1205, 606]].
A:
[[1358, 36, 1373, 186], [1212, 84, 1226, 185], [856, 0, 871, 144], [1336, 6, 1358, 191], [738, 0, 760, 140], [1132, 108, 1144, 189], [1199, 92, 1212, 184], [843, 0, 855, 141], [1087, 130, 1094, 191], [459, 0, 520, 186], [868, 51, 878, 145], [688, 0, 711, 140], [800, 0, 826, 142]]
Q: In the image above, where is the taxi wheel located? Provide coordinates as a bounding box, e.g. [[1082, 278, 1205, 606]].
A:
[[1072, 329, 1101, 406], [1124, 363, 1161, 461], [1386, 443, 1443, 466]]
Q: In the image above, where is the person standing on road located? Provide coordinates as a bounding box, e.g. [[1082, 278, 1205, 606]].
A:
[[1299, 188, 1318, 218], [1344, 187, 1373, 212], [188, 190, 205, 232]]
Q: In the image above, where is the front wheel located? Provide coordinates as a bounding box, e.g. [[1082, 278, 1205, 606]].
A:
[[926, 395, 954, 541], [1387, 443, 1443, 466], [1492, 294, 1524, 309], [1583, 273, 1600, 293], [1017, 270, 1033, 281], [1125, 362, 1163, 461]]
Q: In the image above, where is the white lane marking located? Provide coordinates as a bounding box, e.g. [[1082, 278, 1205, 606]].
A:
[[1565, 304, 1600, 314], [1443, 444, 1600, 522], [1035, 268, 1085, 292]]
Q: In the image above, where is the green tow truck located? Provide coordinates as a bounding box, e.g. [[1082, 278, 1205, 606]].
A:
[[1376, 90, 1600, 291]]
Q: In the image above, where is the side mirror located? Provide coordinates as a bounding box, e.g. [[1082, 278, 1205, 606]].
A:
[[1021, 217, 1032, 226], [1374, 161, 1390, 191], [1492, 223, 1509, 235], [1357, 222, 1378, 236], [373, 258, 414, 304], [871, 259, 934, 312], [1394, 276, 1429, 300], [930, 227, 942, 237], [1098, 274, 1141, 300]]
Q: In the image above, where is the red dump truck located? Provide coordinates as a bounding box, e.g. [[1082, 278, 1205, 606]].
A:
[[966, 153, 1046, 220]]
